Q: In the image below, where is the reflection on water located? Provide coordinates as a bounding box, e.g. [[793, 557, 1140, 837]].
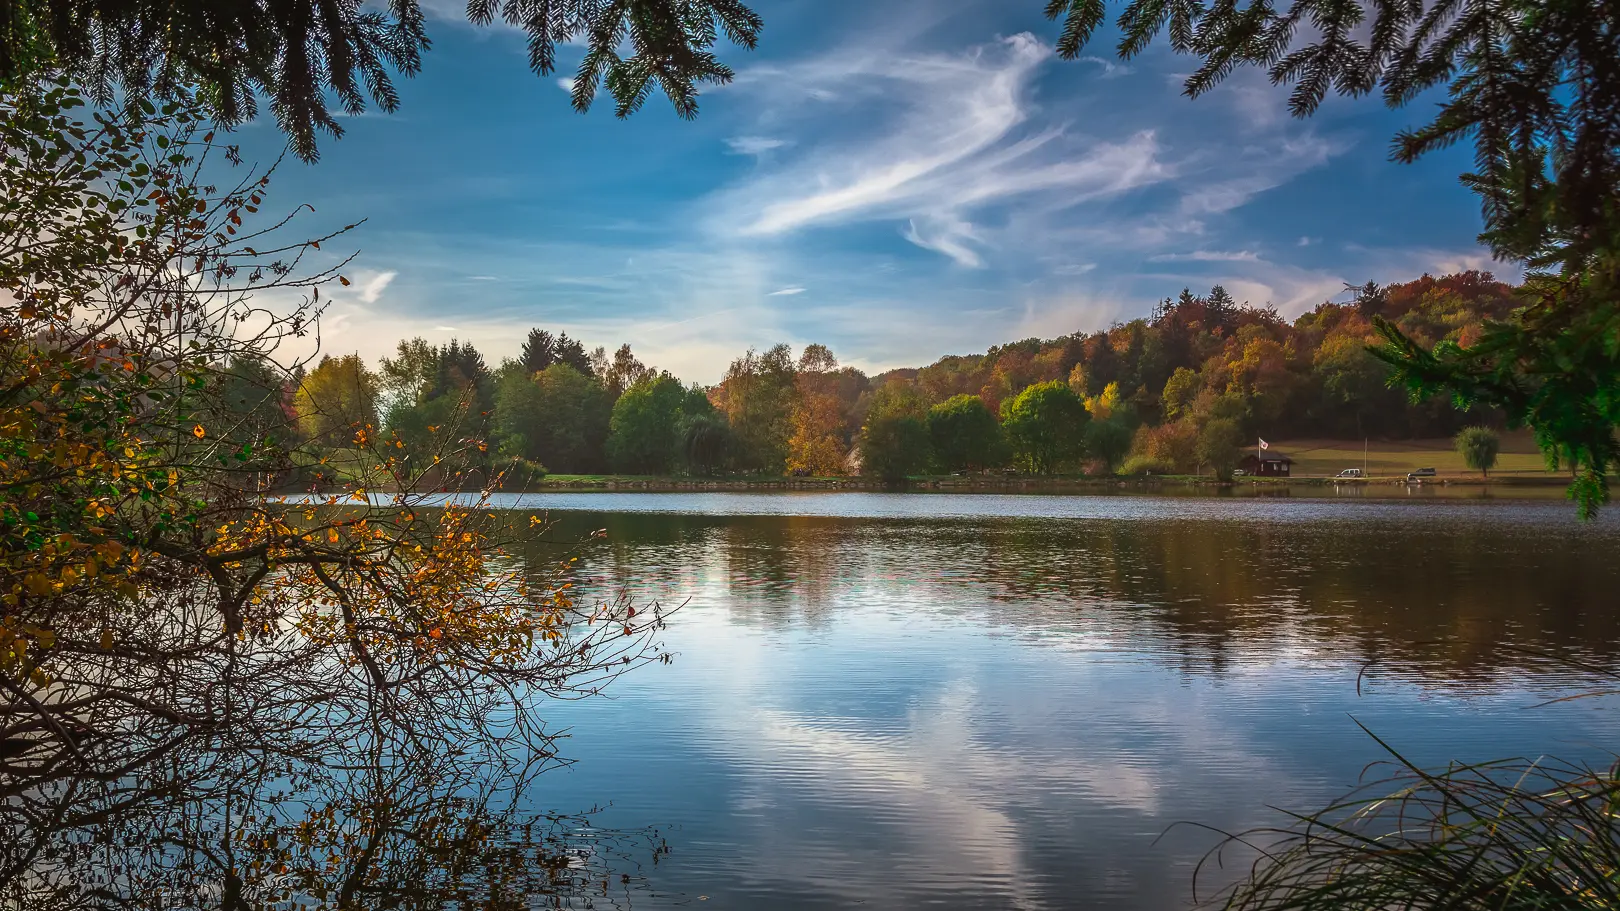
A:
[[17, 493, 1617, 909], [512, 493, 1620, 909]]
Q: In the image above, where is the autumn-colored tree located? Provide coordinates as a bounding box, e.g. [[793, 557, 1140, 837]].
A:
[[1130, 421, 1200, 473], [295, 354, 381, 448], [1160, 367, 1202, 421], [786, 344, 849, 476], [0, 83, 665, 907], [1084, 381, 1124, 421], [787, 392, 848, 476], [1226, 334, 1302, 427], [1047, 0, 1620, 516]]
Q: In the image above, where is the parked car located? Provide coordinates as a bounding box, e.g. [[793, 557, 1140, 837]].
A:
[[1231, 469, 1248, 477], [1336, 468, 1364, 479], [1406, 467, 1438, 482]]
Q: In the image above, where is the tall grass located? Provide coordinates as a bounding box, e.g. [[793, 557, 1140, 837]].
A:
[[1204, 723, 1620, 910]]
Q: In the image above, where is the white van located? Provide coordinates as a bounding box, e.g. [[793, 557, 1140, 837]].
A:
[[1336, 468, 1364, 479]]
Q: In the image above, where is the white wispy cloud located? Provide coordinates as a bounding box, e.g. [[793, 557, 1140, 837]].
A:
[[280, 10, 1488, 386], [711, 33, 1172, 269], [1078, 55, 1133, 78], [726, 136, 791, 156], [1151, 250, 1263, 262], [356, 270, 397, 304], [1176, 135, 1337, 222]]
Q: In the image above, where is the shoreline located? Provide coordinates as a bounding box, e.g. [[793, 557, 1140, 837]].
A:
[[492, 474, 1575, 494]]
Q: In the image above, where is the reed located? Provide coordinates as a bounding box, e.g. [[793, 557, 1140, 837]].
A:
[[1205, 724, 1620, 910]]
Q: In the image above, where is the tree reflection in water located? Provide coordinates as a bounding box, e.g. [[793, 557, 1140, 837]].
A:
[[1, 514, 672, 910], [3, 675, 668, 910]]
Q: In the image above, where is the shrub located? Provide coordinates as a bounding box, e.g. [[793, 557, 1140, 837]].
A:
[[1122, 455, 1176, 476]]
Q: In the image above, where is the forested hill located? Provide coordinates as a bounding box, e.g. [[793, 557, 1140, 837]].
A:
[[274, 270, 1521, 483], [884, 270, 1518, 439]]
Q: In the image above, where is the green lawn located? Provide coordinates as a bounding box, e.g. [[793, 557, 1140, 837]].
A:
[[1272, 432, 1558, 479]]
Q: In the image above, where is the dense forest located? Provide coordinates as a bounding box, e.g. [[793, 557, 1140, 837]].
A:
[[250, 271, 1520, 486]]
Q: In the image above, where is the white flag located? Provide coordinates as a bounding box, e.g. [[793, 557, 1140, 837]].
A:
[[1259, 439, 1270, 450]]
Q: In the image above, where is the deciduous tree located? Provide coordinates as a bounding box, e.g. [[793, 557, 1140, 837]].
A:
[[1001, 381, 1089, 474], [927, 394, 1005, 472], [1455, 426, 1501, 477], [607, 373, 687, 474], [859, 385, 932, 482]]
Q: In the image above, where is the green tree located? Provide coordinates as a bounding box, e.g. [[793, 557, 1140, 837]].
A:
[[1313, 331, 1392, 438], [606, 374, 687, 474], [519, 329, 594, 377], [493, 363, 610, 474], [1196, 418, 1244, 480], [1086, 417, 1134, 475], [680, 411, 732, 476], [602, 343, 654, 399], [927, 394, 1005, 472], [380, 338, 495, 478], [1455, 426, 1502, 477], [715, 344, 797, 474], [207, 355, 298, 451], [4, 1, 763, 160], [380, 338, 441, 408], [859, 386, 932, 482], [1001, 380, 1089, 474]]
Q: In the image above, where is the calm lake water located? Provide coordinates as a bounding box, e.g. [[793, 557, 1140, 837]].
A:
[[496, 492, 1620, 910]]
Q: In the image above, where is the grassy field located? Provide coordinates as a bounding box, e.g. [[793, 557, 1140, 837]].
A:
[[1272, 431, 1560, 479]]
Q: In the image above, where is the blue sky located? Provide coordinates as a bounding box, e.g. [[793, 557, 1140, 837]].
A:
[[243, 0, 1507, 384]]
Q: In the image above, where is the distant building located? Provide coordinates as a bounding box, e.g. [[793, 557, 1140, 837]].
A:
[[1239, 452, 1294, 477]]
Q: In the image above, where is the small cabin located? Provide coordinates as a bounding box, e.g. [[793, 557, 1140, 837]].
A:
[[1239, 452, 1294, 477]]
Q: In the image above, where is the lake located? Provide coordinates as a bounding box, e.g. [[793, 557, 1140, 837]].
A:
[[493, 492, 1619, 910]]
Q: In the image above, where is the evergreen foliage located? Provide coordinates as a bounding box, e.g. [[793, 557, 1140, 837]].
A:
[[1, 0, 763, 160]]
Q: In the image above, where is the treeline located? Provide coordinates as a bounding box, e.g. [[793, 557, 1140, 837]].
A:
[[221, 271, 1521, 486]]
